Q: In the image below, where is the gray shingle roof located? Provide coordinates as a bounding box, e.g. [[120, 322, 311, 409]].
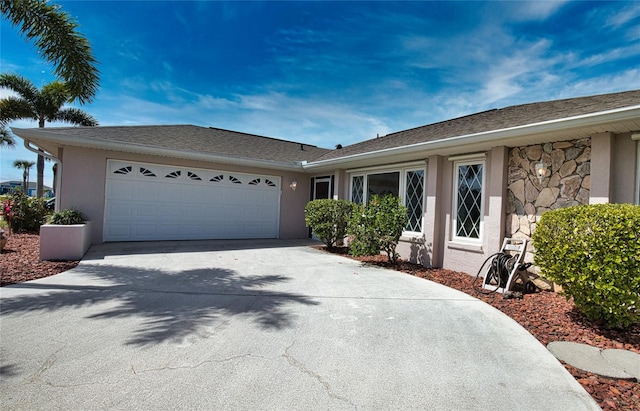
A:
[[24, 90, 640, 167], [315, 89, 640, 161], [38, 125, 331, 163]]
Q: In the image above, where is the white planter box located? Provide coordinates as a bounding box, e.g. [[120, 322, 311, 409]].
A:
[[40, 221, 91, 261]]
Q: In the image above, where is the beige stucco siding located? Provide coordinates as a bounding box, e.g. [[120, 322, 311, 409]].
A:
[[57, 146, 310, 244], [611, 132, 637, 204]]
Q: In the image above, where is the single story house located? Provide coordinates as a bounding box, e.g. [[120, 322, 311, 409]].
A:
[[12, 89, 640, 273]]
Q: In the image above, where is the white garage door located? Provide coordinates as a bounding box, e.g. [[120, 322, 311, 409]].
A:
[[104, 160, 281, 241]]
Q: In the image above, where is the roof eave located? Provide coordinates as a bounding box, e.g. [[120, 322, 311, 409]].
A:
[[11, 127, 305, 172], [303, 105, 640, 170]]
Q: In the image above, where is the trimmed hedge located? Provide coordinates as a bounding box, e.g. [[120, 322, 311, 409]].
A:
[[304, 199, 353, 248], [533, 204, 640, 328], [348, 195, 408, 264]]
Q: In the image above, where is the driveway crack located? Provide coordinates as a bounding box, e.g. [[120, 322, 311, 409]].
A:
[[23, 343, 66, 384], [134, 353, 257, 374], [282, 341, 356, 408]]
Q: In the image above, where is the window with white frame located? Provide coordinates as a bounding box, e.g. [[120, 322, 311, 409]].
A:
[[351, 175, 364, 204], [349, 165, 425, 233], [405, 170, 425, 232], [452, 159, 485, 242]]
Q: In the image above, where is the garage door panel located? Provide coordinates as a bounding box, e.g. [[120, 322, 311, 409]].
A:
[[105, 160, 280, 241]]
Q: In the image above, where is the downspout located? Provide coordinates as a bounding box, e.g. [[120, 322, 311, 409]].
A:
[[23, 140, 61, 211]]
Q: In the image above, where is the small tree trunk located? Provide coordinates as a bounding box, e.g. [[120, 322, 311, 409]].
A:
[[52, 163, 58, 196], [36, 152, 44, 197], [37, 118, 45, 197]]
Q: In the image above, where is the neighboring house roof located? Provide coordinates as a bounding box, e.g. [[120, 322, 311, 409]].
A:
[[13, 125, 331, 170], [0, 181, 52, 190], [309, 89, 640, 168]]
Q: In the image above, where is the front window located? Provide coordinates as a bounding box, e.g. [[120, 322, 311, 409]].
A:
[[351, 175, 364, 204], [367, 172, 399, 198], [405, 170, 424, 232], [453, 160, 484, 241], [349, 166, 425, 233]]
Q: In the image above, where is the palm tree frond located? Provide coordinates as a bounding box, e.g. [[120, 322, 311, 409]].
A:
[[0, 97, 37, 125], [54, 107, 99, 126], [0, 73, 39, 103], [0, 0, 100, 104], [1, 126, 16, 148]]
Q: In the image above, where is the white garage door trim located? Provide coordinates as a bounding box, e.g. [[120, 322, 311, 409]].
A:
[[104, 160, 281, 241]]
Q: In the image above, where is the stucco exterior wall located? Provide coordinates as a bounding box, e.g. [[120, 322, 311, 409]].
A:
[[439, 148, 507, 274], [612, 132, 637, 204], [58, 146, 310, 244]]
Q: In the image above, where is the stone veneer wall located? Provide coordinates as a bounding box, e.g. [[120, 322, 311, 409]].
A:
[[506, 138, 591, 265]]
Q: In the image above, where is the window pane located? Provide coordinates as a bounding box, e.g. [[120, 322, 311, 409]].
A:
[[456, 164, 483, 239], [351, 175, 364, 204], [367, 172, 399, 200], [405, 170, 424, 232]]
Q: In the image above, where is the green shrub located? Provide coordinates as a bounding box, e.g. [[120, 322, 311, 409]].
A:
[[3, 191, 49, 233], [348, 202, 380, 257], [348, 195, 408, 264], [533, 204, 640, 328], [48, 208, 86, 225], [304, 199, 353, 249]]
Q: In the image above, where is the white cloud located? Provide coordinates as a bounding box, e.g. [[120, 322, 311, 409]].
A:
[[553, 69, 640, 99], [506, 1, 569, 21], [605, 2, 640, 28], [572, 43, 640, 68]]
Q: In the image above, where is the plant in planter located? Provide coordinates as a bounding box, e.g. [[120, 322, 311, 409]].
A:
[[47, 208, 86, 225], [40, 208, 91, 261]]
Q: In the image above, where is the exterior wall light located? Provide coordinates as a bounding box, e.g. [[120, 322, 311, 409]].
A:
[[290, 179, 298, 191], [535, 161, 548, 184]]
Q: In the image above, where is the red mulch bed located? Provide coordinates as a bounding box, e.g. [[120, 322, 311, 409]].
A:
[[327, 247, 639, 411], [1, 233, 79, 286], [1, 236, 638, 409]]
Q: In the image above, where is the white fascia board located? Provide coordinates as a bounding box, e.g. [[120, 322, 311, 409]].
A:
[[303, 105, 640, 170], [11, 127, 305, 172]]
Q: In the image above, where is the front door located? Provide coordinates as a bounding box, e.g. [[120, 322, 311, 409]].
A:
[[309, 176, 333, 239], [313, 176, 332, 200]]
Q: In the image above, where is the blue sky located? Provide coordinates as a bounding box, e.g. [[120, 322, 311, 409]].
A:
[[2, 0, 639, 187]]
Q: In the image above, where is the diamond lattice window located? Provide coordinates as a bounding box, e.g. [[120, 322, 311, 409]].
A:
[[455, 163, 483, 239], [351, 176, 364, 204], [405, 170, 424, 232]]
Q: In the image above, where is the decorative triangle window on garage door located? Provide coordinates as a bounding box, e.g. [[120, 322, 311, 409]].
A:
[[210, 174, 224, 182], [140, 167, 156, 177], [188, 171, 202, 181], [249, 178, 277, 187], [114, 166, 132, 175], [166, 171, 181, 179], [229, 175, 242, 184]]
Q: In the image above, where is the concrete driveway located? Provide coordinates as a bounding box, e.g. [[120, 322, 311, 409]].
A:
[[1, 239, 598, 410]]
